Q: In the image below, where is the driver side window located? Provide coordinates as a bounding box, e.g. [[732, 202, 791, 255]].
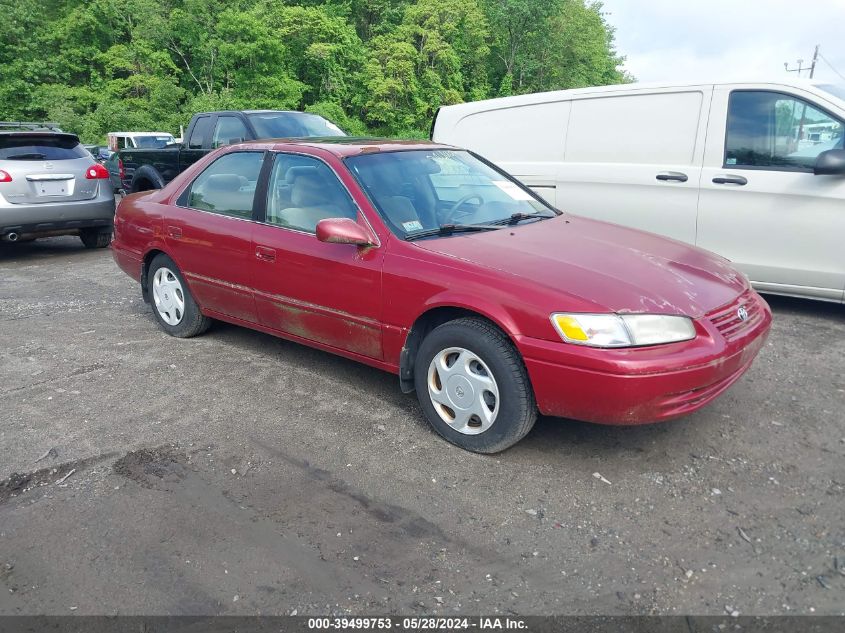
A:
[[265, 154, 358, 233], [725, 91, 844, 170]]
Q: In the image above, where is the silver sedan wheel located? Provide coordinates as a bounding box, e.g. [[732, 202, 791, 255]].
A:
[[152, 267, 185, 326], [427, 347, 500, 435]]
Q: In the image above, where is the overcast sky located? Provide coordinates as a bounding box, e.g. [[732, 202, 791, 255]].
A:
[[601, 0, 845, 86]]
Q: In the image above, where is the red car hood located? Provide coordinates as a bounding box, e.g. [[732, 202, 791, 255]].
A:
[[414, 215, 747, 318]]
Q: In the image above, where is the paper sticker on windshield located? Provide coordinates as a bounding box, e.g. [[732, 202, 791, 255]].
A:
[[402, 220, 423, 232], [492, 180, 534, 200]]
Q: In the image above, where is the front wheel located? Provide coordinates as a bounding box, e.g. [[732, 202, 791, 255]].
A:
[[147, 253, 211, 338], [413, 317, 537, 453]]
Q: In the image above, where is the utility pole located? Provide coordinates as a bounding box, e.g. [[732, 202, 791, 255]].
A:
[[783, 45, 820, 152], [785, 45, 819, 78]]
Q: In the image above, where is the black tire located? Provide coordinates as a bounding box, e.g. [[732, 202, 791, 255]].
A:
[[79, 228, 112, 249], [413, 317, 537, 453], [147, 253, 211, 338]]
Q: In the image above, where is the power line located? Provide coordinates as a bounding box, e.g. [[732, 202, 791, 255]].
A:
[[818, 52, 845, 82]]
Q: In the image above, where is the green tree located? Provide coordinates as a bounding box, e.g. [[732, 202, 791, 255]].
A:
[[359, 0, 490, 133], [0, 0, 629, 141]]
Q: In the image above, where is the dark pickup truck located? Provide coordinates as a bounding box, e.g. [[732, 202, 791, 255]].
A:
[[109, 110, 346, 193]]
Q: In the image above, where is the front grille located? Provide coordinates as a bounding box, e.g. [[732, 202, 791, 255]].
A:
[[707, 290, 762, 342]]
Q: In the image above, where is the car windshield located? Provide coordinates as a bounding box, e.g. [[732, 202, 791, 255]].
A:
[[248, 112, 346, 138], [818, 84, 845, 103], [0, 134, 87, 160], [134, 136, 174, 148], [345, 149, 557, 238]]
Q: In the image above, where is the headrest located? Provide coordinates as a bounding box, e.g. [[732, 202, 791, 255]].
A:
[[203, 174, 245, 192], [285, 165, 320, 184], [291, 173, 328, 207]]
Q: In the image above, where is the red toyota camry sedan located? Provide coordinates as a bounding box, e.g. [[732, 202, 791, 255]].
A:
[[112, 138, 771, 453]]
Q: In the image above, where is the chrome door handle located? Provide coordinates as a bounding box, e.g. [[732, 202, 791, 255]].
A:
[[166, 225, 182, 239]]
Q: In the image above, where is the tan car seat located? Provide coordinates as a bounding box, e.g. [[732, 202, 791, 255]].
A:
[[275, 167, 352, 232]]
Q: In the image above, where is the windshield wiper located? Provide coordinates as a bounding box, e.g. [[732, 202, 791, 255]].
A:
[[405, 223, 503, 241], [488, 212, 555, 226], [7, 152, 46, 160]]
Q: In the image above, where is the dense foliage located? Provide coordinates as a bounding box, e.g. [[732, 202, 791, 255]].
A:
[[0, 0, 629, 142]]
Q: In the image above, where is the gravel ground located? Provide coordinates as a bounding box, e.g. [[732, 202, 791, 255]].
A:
[[0, 236, 843, 616]]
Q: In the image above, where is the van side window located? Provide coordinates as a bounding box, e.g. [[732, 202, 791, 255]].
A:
[[189, 116, 213, 150], [186, 152, 264, 219], [725, 91, 844, 170]]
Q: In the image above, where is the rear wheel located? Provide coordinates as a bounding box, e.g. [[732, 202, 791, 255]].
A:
[[79, 228, 111, 249], [147, 253, 211, 338], [413, 317, 537, 453]]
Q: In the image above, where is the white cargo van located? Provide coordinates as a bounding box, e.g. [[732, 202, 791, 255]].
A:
[[432, 80, 845, 302]]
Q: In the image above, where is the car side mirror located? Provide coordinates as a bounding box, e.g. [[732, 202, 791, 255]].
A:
[[814, 148, 845, 175], [316, 218, 374, 246]]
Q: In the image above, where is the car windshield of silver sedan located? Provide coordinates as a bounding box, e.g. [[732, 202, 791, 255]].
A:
[[345, 149, 558, 239]]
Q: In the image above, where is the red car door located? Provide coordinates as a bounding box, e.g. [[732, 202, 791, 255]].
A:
[[250, 152, 385, 359], [165, 150, 265, 323]]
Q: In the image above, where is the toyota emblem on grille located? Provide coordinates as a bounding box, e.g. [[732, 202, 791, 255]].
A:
[[737, 306, 749, 321]]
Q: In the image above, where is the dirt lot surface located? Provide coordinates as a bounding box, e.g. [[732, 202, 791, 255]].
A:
[[0, 237, 843, 617]]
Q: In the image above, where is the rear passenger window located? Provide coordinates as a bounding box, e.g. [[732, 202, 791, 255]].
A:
[[566, 91, 704, 165], [265, 154, 357, 233], [725, 91, 845, 170], [186, 152, 264, 219], [188, 116, 213, 149]]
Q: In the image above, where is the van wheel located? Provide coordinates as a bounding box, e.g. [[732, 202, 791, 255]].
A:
[[147, 253, 211, 338], [413, 317, 537, 453], [79, 228, 111, 249]]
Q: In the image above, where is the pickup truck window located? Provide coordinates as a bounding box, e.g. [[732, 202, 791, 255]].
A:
[[726, 91, 844, 171], [134, 135, 175, 149], [248, 113, 345, 138], [189, 116, 213, 149], [213, 117, 249, 148], [186, 151, 264, 219]]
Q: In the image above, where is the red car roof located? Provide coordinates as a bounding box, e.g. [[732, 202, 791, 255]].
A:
[[235, 137, 456, 157]]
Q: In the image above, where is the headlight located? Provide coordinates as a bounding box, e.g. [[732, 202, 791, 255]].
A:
[[550, 313, 696, 348]]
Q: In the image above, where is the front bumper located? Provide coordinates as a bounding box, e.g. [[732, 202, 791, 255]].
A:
[[520, 290, 772, 424]]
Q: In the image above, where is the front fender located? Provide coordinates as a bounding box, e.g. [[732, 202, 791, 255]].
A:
[[415, 292, 524, 341]]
